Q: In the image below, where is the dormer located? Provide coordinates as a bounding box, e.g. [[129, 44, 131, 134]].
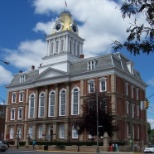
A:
[[19, 74, 26, 83], [126, 61, 134, 74], [87, 60, 97, 70]]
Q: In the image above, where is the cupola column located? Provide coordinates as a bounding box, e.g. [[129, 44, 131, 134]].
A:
[[65, 35, 69, 52], [46, 40, 49, 56]]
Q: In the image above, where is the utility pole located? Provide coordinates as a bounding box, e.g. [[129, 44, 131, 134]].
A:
[[129, 100, 133, 152], [96, 89, 99, 154]]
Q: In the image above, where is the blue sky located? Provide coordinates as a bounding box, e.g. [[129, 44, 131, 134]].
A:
[[0, 0, 154, 128]]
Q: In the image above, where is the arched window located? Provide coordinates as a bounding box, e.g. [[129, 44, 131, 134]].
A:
[[59, 124, 64, 139], [71, 88, 80, 115], [38, 93, 45, 117], [28, 94, 35, 118], [59, 90, 66, 116], [9, 127, 14, 139], [56, 41, 59, 54], [48, 91, 55, 117]]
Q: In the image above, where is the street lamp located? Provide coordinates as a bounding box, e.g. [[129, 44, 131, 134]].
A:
[[26, 134, 30, 146], [16, 127, 20, 149], [77, 126, 80, 152], [96, 89, 99, 154]]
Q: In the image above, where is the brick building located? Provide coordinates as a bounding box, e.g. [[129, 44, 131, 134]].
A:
[[4, 11, 147, 149]]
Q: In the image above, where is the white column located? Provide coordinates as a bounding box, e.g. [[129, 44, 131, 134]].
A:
[[54, 85, 59, 117], [54, 39, 56, 54], [65, 35, 69, 52], [46, 40, 49, 56], [66, 82, 70, 117], [44, 87, 48, 119]]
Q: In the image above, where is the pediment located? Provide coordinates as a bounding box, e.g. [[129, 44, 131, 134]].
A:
[[36, 67, 67, 80]]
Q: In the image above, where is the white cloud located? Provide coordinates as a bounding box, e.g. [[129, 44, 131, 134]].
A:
[[147, 78, 154, 86], [4, 39, 46, 70], [0, 65, 13, 85], [148, 119, 154, 129], [32, 0, 143, 57], [2, 0, 147, 73]]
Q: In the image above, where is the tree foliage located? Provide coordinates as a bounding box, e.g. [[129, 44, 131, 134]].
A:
[[113, 0, 154, 55], [74, 92, 118, 137]]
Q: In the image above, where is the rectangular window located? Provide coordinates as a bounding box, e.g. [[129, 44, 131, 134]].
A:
[[20, 75, 26, 83], [87, 61, 96, 70], [11, 109, 15, 120], [9, 128, 14, 139], [89, 81, 95, 93], [12, 93, 16, 103], [126, 101, 129, 115], [136, 88, 139, 100], [18, 107, 23, 119], [127, 123, 130, 136], [132, 104, 134, 118], [38, 125, 42, 139], [72, 127, 78, 139], [28, 126, 33, 139], [19, 92, 24, 102], [137, 105, 139, 117], [131, 85, 134, 98], [99, 78, 106, 92], [125, 82, 129, 96]]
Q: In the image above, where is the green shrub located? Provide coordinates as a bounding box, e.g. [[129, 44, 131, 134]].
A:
[[8, 140, 15, 145], [19, 141, 26, 146]]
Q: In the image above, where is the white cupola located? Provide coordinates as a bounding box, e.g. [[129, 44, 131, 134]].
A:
[[39, 11, 85, 74]]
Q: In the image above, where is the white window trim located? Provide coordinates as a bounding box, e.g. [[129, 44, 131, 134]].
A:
[[131, 85, 134, 98], [19, 91, 24, 102], [18, 107, 23, 120], [28, 126, 33, 139], [12, 92, 17, 103], [59, 124, 64, 139], [137, 105, 139, 117], [48, 90, 55, 117], [99, 77, 107, 92], [9, 127, 14, 139], [10, 108, 15, 120], [20, 74, 26, 83], [71, 87, 80, 115], [132, 104, 134, 118], [87, 79, 95, 93], [38, 125, 43, 139], [72, 126, 78, 139], [59, 89, 66, 116], [125, 82, 129, 96], [38, 92, 45, 118], [28, 93, 35, 118], [136, 88, 139, 100], [126, 101, 129, 114], [87, 60, 96, 70]]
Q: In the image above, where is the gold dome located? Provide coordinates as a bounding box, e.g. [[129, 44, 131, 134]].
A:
[[52, 11, 78, 34]]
